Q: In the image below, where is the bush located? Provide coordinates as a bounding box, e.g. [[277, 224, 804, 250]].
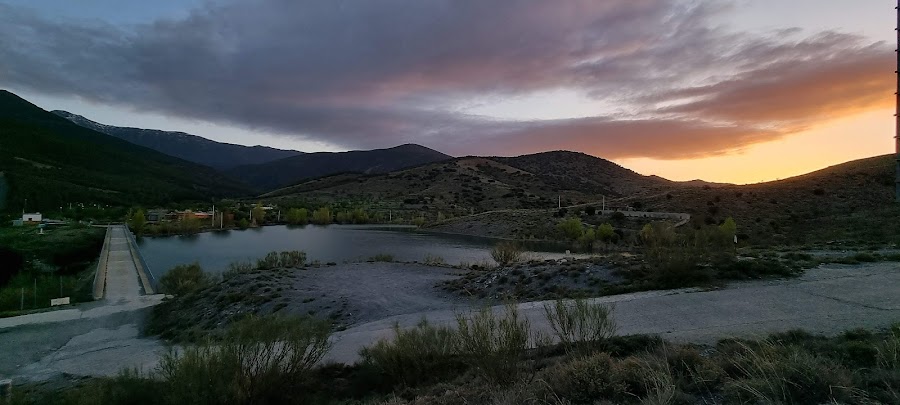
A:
[[158, 315, 332, 404], [256, 252, 281, 270], [543, 298, 617, 353], [360, 319, 462, 387], [543, 352, 628, 403], [255, 251, 307, 270], [424, 254, 446, 266], [222, 261, 254, 281], [369, 254, 395, 262], [455, 304, 531, 384], [490, 242, 522, 266], [159, 263, 213, 296], [279, 250, 307, 268]]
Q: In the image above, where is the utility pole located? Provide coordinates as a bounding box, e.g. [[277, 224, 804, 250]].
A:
[[212, 205, 216, 227], [895, 0, 900, 201]]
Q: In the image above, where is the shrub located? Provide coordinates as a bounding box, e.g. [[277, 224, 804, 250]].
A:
[[543, 352, 628, 403], [158, 315, 331, 404], [490, 242, 523, 266], [159, 263, 213, 296], [455, 304, 531, 384], [360, 319, 462, 387], [222, 261, 254, 281], [543, 298, 617, 352], [424, 254, 446, 266], [256, 252, 281, 270], [279, 250, 307, 268], [369, 253, 395, 262]]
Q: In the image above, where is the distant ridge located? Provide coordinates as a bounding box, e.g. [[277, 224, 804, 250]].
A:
[[228, 144, 452, 190], [52, 110, 303, 170]]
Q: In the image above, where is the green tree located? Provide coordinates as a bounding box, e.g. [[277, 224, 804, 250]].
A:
[[311, 207, 332, 225], [129, 209, 147, 235], [251, 204, 267, 226], [285, 208, 308, 225], [578, 228, 596, 248], [720, 217, 737, 240], [557, 217, 584, 240], [180, 213, 202, 235], [237, 218, 250, 229], [596, 223, 615, 242]]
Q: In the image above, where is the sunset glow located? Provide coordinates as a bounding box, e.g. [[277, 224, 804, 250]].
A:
[[0, 0, 894, 184]]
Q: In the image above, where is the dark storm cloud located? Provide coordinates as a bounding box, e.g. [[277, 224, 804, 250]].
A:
[[0, 0, 891, 158]]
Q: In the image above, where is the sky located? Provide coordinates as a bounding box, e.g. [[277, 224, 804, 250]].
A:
[[0, 0, 894, 184]]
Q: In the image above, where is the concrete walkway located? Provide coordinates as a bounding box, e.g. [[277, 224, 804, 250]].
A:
[[324, 263, 900, 363], [0, 226, 163, 331]]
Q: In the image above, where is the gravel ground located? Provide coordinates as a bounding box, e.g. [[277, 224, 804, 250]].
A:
[[147, 262, 479, 340]]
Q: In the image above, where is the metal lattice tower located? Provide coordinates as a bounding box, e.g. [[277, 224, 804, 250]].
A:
[[896, 1, 900, 201]]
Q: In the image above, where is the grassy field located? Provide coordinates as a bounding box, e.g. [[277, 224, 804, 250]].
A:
[[0, 224, 104, 313]]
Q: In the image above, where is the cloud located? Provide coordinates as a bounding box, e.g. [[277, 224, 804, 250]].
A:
[[0, 0, 891, 158]]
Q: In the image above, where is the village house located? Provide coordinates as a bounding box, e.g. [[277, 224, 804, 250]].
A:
[[22, 212, 42, 224]]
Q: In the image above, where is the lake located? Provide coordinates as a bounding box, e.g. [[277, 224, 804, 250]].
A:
[[136, 224, 573, 277]]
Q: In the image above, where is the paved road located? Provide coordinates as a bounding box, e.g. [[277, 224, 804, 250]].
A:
[[2, 262, 898, 381], [324, 263, 900, 363]]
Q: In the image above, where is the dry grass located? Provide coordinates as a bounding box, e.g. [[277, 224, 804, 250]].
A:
[[543, 298, 617, 353]]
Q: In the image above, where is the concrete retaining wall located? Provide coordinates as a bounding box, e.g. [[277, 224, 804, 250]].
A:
[[92, 227, 112, 300]]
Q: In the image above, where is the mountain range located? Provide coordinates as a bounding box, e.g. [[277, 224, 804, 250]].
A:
[[0, 90, 250, 212], [52, 111, 303, 170], [53, 109, 454, 191]]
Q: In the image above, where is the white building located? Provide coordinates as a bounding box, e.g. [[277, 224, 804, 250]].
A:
[[22, 213, 42, 223]]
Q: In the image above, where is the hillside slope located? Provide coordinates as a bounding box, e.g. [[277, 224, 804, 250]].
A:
[[52, 111, 302, 170], [264, 153, 683, 214], [229, 144, 452, 190], [625, 154, 899, 245], [495, 151, 673, 196], [0, 90, 250, 212]]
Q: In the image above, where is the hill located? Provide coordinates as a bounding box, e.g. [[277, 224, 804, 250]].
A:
[[622, 154, 899, 246], [263, 152, 679, 214], [52, 111, 303, 170], [228, 144, 452, 190], [0, 90, 250, 212]]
